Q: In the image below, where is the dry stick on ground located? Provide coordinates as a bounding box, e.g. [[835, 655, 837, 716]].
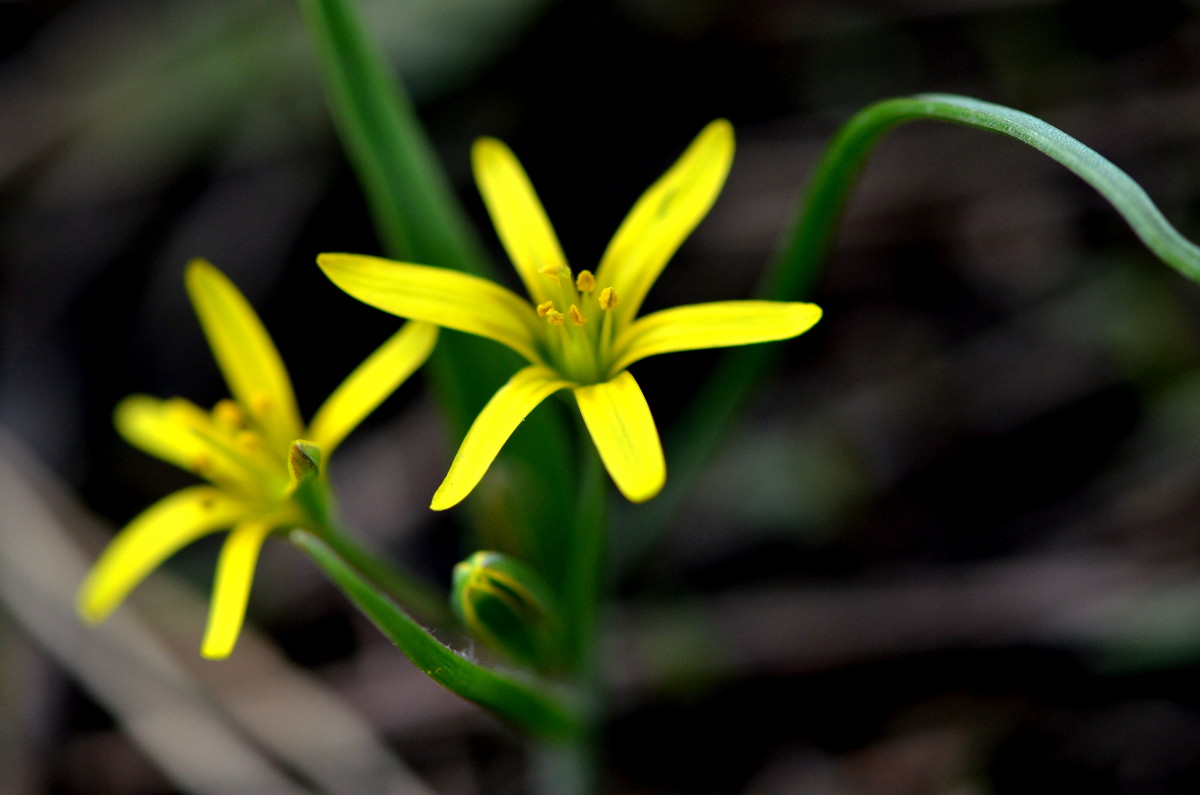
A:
[[0, 427, 436, 795]]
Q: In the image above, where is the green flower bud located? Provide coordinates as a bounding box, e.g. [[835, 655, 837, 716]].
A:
[[452, 551, 563, 674]]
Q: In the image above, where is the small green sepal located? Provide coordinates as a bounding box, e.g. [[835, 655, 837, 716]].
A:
[[452, 551, 565, 675], [288, 440, 322, 484], [287, 440, 331, 529]]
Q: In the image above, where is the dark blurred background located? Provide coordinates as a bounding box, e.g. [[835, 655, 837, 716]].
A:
[[5, 0, 1200, 792]]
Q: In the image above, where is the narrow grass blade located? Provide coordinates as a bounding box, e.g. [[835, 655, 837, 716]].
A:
[[617, 93, 1200, 569]]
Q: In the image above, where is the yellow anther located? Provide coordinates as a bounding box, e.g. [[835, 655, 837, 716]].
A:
[[545, 309, 565, 326], [537, 300, 557, 317], [575, 270, 596, 293], [568, 305, 586, 326], [599, 287, 618, 310], [235, 430, 262, 455], [191, 453, 212, 475], [213, 399, 245, 430]]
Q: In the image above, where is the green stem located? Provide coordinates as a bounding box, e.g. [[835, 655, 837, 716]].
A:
[[615, 93, 1200, 571], [295, 531, 580, 740], [290, 466, 454, 628], [562, 448, 607, 674], [534, 443, 607, 795], [314, 521, 455, 630]]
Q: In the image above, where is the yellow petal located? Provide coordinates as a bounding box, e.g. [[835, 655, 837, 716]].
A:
[[431, 365, 572, 511], [594, 120, 734, 325], [610, 300, 823, 374], [573, 371, 665, 503], [472, 138, 568, 306], [185, 260, 303, 449], [114, 395, 246, 486], [200, 520, 273, 659], [318, 254, 543, 365], [77, 486, 246, 623], [115, 395, 208, 471], [308, 321, 439, 453]]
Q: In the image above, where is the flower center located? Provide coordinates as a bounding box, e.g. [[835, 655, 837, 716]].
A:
[[534, 266, 618, 384], [188, 398, 290, 500]]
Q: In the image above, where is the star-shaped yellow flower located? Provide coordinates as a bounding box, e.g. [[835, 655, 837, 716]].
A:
[[319, 120, 821, 510], [78, 259, 437, 658]]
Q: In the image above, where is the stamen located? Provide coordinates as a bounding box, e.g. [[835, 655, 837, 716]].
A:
[[545, 309, 565, 326], [537, 300, 557, 317], [599, 287, 618, 310], [235, 431, 262, 455], [575, 270, 596, 293], [191, 453, 212, 475], [568, 305, 586, 326], [213, 399, 245, 430]]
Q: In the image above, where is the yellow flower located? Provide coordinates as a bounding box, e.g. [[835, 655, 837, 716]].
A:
[[77, 259, 437, 658], [318, 120, 821, 510]]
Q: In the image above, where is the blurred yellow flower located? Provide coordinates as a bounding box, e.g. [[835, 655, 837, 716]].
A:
[[319, 120, 821, 509], [78, 259, 437, 658]]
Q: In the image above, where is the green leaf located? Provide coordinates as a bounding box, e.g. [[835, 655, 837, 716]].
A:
[[299, 0, 577, 571], [292, 531, 581, 740], [297, 0, 487, 273], [763, 93, 1200, 300], [616, 93, 1200, 571]]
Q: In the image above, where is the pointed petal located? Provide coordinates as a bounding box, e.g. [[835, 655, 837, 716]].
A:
[[308, 321, 439, 453], [200, 520, 273, 659], [185, 260, 303, 449], [318, 254, 543, 364], [472, 138, 568, 306], [610, 300, 823, 374], [594, 120, 734, 325], [114, 395, 246, 486], [115, 395, 210, 472], [431, 365, 572, 511], [573, 371, 665, 503], [77, 486, 246, 623]]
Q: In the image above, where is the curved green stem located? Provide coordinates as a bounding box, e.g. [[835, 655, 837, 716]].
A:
[[315, 520, 455, 629], [615, 93, 1200, 570], [294, 531, 580, 740], [763, 93, 1200, 298], [289, 462, 454, 628]]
